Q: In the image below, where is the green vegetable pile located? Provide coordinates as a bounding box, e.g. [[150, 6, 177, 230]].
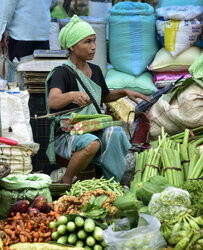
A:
[[66, 177, 124, 197], [180, 179, 203, 217], [148, 187, 191, 221], [133, 126, 203, 186], [50, 214, 107, 249], [148, 186, 203, 249], [161, 212, 203, 250]]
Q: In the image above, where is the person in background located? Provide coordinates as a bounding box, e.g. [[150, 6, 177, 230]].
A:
[[0, 0, 57, 62], [63, 0, 72, 14], [46, 15, 149, 185]]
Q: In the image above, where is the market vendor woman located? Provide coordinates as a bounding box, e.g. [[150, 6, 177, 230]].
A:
[[47, 15, 149, 185]]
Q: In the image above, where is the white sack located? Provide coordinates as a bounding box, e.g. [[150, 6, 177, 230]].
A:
[[156, 6, 203, 21], [0, 88, 39, 152], [148, 83, 203, 139]]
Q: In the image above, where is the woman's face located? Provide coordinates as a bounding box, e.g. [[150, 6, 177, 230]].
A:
[[70, 34, 96, 61]]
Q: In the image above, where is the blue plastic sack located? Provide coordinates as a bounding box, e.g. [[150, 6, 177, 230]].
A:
[[108, 1, 159, 76], [156, 0, 203, 8]]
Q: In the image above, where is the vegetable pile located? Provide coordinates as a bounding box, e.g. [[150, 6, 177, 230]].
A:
[[52, 188, 118, 218], [66, 177, 124, 197], [132, 126, 203, 187], [0, 211, 60, 247], [49, 214, 107, 249], [148, 186, 203, 249], [180, 179, 203, 217]]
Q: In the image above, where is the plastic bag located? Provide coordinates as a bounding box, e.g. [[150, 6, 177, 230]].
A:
[[156, 6, 203, 21], [103, 213, 167, 250], [148, 187, 191, 222]]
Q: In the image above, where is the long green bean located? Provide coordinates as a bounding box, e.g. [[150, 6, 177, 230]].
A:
[[65, 176, 124, 197]]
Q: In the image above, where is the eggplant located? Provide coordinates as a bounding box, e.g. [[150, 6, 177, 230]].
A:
[[43, 203, 52, 213], [10, 200, 30, 213], [27, 207, 40, 216], [32, 196, 48, 212]]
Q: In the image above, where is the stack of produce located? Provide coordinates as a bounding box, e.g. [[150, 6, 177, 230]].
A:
[[131, 126, 203, 187], [49, 214, 107, 249], [52, 177, 124, 219], [148, 186, 203, 249], [0, 210, 60, 247], [0, 196, 60, 247], [52, 188, 118, 219]]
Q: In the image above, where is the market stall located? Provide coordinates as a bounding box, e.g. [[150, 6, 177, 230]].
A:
[[0, 0, 203, 249]]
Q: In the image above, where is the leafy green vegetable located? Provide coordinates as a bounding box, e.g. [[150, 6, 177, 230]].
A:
[[81, 194, 109, 219], [179, 179, 203, 217], [148, 187, 191, 221]]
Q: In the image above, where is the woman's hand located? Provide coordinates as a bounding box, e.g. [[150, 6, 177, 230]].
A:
[[71, 91, 90, 106], [125, 89, 149, 104]]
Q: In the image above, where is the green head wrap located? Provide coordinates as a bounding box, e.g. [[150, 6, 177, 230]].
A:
[[59, 15, 96, 50]]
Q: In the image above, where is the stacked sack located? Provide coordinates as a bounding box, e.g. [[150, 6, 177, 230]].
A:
[[105, 1, 159, 96], [148, 4, 203, 88], [146, 1, 203, 139]]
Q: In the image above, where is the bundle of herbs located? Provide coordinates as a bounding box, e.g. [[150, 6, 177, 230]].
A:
[[179, 179, 203, 217]]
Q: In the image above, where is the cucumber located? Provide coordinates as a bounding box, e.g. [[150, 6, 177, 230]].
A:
[[66, 221, 76, 232], [75, 216, 85, 227], [93, 244, 103, 250], [57, 235, 68, 244], [84, 246, 92, 250], [93, 226, 103, 241], [100, 239, 107, 247], [57, 224, 67, 235], [86, 235, 96, 247], [77, 229, 88, 240], [84, 218, 95, 233], [67, 233, 77, 245], [75, 240, 84, 247], [57, 215, 68, 225], [51, 231, 60, 241]]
